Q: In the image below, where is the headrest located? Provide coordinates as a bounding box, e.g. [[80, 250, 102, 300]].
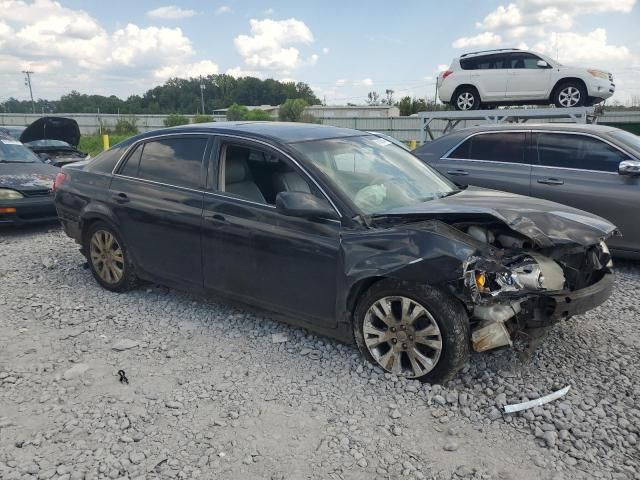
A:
[[226, 157, 249, 183]]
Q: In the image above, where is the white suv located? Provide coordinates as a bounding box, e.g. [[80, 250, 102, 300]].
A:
[[438, 49, 615, 111]]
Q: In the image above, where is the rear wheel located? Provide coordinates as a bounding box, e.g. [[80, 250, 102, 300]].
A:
[[353, 279, 470, 383], [453, 87, 480, 111], [554, 81, 586, 108], [86, 222, 137, 292]]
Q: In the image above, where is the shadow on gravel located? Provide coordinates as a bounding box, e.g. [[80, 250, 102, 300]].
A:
[[0, 221, 60, 239]]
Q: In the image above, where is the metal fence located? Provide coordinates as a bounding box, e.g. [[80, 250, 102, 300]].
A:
[[1, 110, 639, 143]]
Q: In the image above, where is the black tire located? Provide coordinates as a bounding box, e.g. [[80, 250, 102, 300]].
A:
[[85, 221, 138, 292], [553, 81, 586, 108], [353, 279, 470, 384], [452, 87, 481, 111]]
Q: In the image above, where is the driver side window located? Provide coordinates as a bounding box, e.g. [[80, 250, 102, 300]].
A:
[[219, 143, 320, 205]]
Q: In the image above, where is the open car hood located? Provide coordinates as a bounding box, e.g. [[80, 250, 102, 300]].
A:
[[379, 186, 617, 248], [19, 117, 81, 147]]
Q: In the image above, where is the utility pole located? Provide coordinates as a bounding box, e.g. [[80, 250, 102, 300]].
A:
[[199, 76, 206, 115], [22, 70, 35, 114]]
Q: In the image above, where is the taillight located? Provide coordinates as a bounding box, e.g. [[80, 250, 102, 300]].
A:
[[442, 70, 453, 80], [53, 172, 68, 192]]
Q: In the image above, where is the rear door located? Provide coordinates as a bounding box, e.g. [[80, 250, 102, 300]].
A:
[[435, 131, 532, 195], [465, 54, 510, 101], [505, 52, 552, 100], [530, 132, 639, 253], [109, 134, 210, 286]]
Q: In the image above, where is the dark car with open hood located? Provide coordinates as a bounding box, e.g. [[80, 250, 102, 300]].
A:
[[54, 122, 616, 382], [20, 117, 88, 167], [0, 132, 59, 225]]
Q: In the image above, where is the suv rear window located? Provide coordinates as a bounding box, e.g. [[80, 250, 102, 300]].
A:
[[535, 133, 630, 172], [448, 132, 527, 163]]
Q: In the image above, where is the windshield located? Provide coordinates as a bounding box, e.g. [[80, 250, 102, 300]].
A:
[[291, 136, 456, 214], [25, 139, 72, 147], [609, 130, 640, 154], [0, 138, 41, 163]]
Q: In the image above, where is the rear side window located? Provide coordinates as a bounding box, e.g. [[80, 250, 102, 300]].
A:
[[448, 133, 526, 163], [120, 144, 143, 177], [536, 133, 630, 172], [460, 54, 510, 70], [136, 137, 207, 188]]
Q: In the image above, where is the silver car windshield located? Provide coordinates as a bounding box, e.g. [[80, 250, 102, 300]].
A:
[[0, 139, 41, 163], [291, 136, 456, 214]]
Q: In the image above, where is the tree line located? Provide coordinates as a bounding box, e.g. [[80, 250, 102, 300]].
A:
[[0, 75, 321, 115]]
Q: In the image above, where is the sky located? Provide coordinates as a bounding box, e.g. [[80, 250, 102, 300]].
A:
[[0, 0, 639, 106]]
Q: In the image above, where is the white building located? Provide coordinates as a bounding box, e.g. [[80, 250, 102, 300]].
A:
[[304, 105, 400, 118]]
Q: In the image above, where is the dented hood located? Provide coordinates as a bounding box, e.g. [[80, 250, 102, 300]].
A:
[[20, 117, 81, 147], [0, 161, 59, 192], [380, 186, 616, 247]]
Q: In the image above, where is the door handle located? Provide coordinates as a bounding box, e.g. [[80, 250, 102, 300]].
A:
[[537, 178, 564, 185], [205, 213, 227, 223], [447, 169, 469, 176], [111, 192, 130, 203]]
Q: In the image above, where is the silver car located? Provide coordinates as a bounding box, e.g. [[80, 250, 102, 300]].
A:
[[414, 124, 640, 258]]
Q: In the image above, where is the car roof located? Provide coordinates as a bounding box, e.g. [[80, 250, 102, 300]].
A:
[[459, 48, 525, 58], [138, 121, 368, 144]]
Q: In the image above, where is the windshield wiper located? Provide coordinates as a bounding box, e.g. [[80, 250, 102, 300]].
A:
[[436, 189, 462, 199]]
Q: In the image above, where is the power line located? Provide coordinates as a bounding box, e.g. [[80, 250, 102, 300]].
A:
[[22, 70, 35, 114]]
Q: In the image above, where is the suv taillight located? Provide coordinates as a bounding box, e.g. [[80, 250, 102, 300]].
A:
[[53, 172, 68, 192], [442, 70, 453, 80]]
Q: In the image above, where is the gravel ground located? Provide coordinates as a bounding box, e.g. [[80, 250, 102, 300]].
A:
[[1, 226, 638, 480]]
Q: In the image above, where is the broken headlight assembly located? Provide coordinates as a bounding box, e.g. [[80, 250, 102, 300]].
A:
[[466, 253, 566, 301]]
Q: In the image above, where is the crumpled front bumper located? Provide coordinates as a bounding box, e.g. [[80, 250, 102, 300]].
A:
[[538, 270, 614, 323]]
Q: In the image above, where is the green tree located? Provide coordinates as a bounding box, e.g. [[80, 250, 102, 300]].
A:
[[192, 114, 213, 123], [245, 109, 273, 121], [226, 103, 249, 120], [114, 117, 138, 135], [163, 114, 190, 127], [278, 99, 308, 122], [366, 91, 380, 106]]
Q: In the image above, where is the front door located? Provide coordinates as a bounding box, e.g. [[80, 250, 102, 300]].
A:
[[109, 135, 210, 285], [505, 52, 552, 99], [201, 138, 342, 326], [530, 132, 639, 253], [468, 53, 510, 101]]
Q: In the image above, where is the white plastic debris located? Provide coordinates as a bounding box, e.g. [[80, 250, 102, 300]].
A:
[[271, 333, 288, 344], [503, 385, 571, 413]]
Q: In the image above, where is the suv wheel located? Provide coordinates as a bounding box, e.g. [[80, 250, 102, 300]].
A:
[[353, 279, 470, 383], [554, 81, 586, 108], [453, 88, 480, 111], [86, 222, 138, 292]]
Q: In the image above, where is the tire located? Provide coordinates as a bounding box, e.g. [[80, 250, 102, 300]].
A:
[[85, 221, 138, 292], [452, 87, 480, 111], [353, 279, 470, 384], [553, 81, 586, 108]]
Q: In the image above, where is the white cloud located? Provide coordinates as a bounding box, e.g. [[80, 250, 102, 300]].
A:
[[155, 60, 219, 80], [437, 64, 449, 72], [0, 0, 219, 99], [147, 6, 196, 20], [234, 18, 314, 72], [215, 5, 231, 15], [477, 3, 523, 29], [264, 8, 274, 16], [322, 47, 329, 55], [225, 66, 263, 78], [354, 78, 373, 87], [335, 79, 347, 86], [452, 32, 502, 49], [534, 28, 631, 63]]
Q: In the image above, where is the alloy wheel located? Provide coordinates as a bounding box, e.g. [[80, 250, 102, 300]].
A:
[[456, 92, 475, 110], [558, 86, 581, 107], [363, 296, 443, 378], [89, 230, 124, 285]]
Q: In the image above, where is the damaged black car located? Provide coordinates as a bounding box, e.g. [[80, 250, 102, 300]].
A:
[[54, 123, 616, 382], [20, 116, 88, 167]]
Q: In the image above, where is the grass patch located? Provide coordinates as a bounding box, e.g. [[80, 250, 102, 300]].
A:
[[79, 135, 131, 156]]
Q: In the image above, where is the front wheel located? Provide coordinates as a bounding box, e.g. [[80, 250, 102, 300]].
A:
[[554, 81, 586, 108], [353, 279, 470, 383]]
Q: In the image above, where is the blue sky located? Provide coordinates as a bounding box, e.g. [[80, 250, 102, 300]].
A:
[[1, 0, 639, 105]]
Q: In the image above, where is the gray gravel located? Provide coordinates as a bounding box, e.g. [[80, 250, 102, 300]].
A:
[[1, 226, 638, 480]]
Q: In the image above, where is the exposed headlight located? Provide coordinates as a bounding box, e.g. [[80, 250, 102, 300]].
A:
[[599, 240, 613, 268], [0, 188, 24, 200], [588, 69, 609, 79]]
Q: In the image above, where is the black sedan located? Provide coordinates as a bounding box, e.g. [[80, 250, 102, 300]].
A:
[[55, 122, 615, 382], [0, 132, 59, 225]]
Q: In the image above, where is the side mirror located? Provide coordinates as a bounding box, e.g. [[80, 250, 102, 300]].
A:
[[536, 60, 549, 68], [276, 191, 339, 220], [619, 160, 640, 176]]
